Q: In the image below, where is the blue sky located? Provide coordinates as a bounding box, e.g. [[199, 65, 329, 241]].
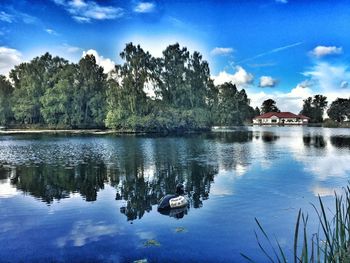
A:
[[1, 0, 350, 111]]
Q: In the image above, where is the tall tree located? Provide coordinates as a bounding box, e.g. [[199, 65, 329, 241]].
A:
[[105, 43, 156, 129], [156, 43, 190, 108], [10, 53, 68, 124], [117, 43, 154, 115], [187, 51, 211, 108], [0, 75, 14, 125], [261, 99, 280, 114], [300, 95, 328, 123], [254, 106, 261, 117], [73, 54, 107, 128], [216, 82, 254, 125], [327, 98, 350, 122], [40, 64, 77, 126]]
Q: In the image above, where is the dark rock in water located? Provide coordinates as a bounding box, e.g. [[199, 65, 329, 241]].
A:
[[157, 184, 188, 218], [157, 194, 176, 211]]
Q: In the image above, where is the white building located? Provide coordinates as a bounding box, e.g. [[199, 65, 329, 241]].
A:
[[253, 112, 310, 125]]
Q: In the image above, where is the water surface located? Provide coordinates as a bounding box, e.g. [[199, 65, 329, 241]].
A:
[[1, 126, 350, 262]]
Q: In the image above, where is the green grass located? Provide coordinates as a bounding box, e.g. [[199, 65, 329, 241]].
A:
[[243, 187, 350, 262]]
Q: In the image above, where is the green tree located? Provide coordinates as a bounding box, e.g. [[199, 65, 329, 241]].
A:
[[156, 43, 190, 108], [187, 51, 212, 108], [73, 54, 107, 128], [261, 99, 280, 114], [40, 64, 77, 127], [216, 82, 254, 125], [300, 95, 328, 123], [10, 53, 68, 124], [106, 43, 157, 130], [0, 75, 14, 125], [254, 106, 261, 117], [327, 98, 350, 122]]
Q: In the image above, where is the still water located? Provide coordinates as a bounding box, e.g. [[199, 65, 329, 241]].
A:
[[0, 126, 349, 262]]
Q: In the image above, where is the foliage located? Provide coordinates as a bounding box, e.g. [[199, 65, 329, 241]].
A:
[[261, 99, 280, 114], [216, 83, 255, 125], [8, 43, 344, 131], [300, 95, 328, 123], [327, 98, 350, 122], [0, 75, 14, 125]]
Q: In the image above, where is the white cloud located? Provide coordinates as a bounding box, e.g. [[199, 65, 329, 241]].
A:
[[134, 2, 155, 13], [296, 79, 313, 89], [46, 28, 58, 35], [275, 0, 288, 3], [340, 80, 348, 89], [0, 9, 39, 25], [82, 49, 115, 73], [303, 62, 350, 92], [53, 0, 124, 23], [310, 46, 343, 58], [259, 76, 277, 87], [62, 43, 81, 53], [0, 11, 14, 23], [248, 84, 313, 113], [0, 47, 22, 75], [210, 47, 234, 56], [213, 66, 254, 86]]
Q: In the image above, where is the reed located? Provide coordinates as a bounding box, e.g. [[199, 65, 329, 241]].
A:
[[242, 187, 350, 262]]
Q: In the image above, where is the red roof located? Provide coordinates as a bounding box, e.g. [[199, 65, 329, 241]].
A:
[[254, 112, 310, 119]]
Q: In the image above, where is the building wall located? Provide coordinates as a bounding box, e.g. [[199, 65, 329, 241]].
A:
[[253, 117, 308, 125]]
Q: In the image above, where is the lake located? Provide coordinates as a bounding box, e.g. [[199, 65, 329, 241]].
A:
[[0, 126, 350, 262]]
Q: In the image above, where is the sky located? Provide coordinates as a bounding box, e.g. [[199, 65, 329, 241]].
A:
[[1, 0, 350, 112]]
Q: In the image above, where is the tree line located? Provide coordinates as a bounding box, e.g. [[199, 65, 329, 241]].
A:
[[0, 43, 256, 132], [1, 42, 349, 130], [259, 96, 350, 124]]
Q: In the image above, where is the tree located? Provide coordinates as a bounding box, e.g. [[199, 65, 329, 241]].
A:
[[117, 43, 154, 116], [73, 54, 107, 128], [40, 64, 77, 126], [156, 43, 190, 108], [10, 53, 68, 124], [0, 75, 14, 125], [300, 95, 328, 123], [216, 82, 254, 125], [187, 51, 211, 108], [261, 99, 280, 114], [254, 107, 261, 117], [327, 98, 350, 122]]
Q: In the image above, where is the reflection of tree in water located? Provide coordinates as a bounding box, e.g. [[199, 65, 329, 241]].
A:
[[0, 132, 260, 220], [303, 135, 327, 148], [260, 132, 280, 143], [8, 159, 117, 203], [330, 136, 350, 148], [116, 137, 218, 221], [204, 131, 253, 143]]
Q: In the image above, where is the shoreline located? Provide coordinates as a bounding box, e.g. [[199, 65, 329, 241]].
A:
[[0, 129, 128, 135], [0, 124, 349, 135]]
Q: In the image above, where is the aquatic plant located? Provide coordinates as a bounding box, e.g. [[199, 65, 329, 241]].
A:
[[242, 187, 350, 262], [175, 227, 187, 233], [143, 239, 161, 247]]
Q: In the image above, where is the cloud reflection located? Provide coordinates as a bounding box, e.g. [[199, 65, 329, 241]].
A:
[[56, 220, 119, 247]]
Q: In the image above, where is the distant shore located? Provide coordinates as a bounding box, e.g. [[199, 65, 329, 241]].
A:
[[0, 129, 128, 135], [0, 128, 208, 135]]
